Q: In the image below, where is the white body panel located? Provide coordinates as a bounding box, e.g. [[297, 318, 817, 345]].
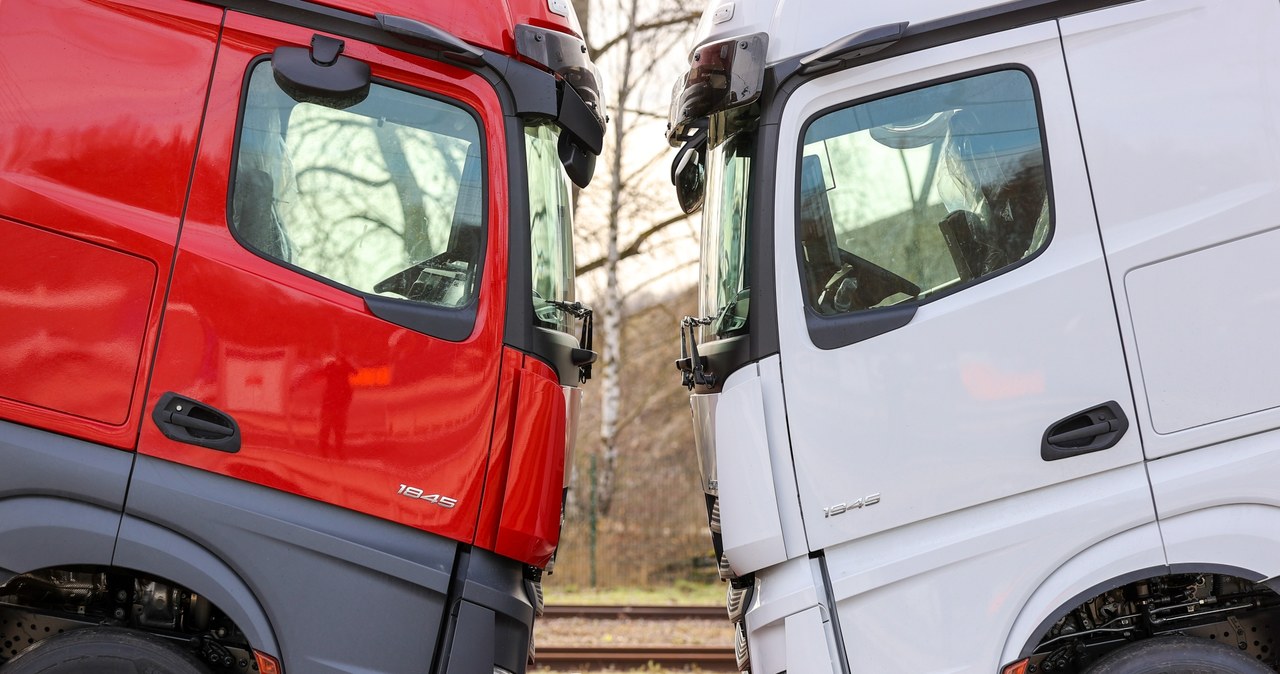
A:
[[824, 466, 1158, 672], [1149, 427, 1280, 581], [716, 366, 788, 571], [681, 0, 1280, 672], [743, 557, 840, 674], [716, 356, 808, 571], [774, 21, 1145, 555], [737, 20, 1164, 673], [758, 356, 809, 558], [1058, 0, 1280, 458], [999, 522, 1167, 666], [691, 0, 1014, 64]]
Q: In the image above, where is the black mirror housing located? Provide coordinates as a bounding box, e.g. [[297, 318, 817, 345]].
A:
[[272, 35, 371, 109], [558, 133, 597, 188], [671, 129, 707, 214], [667, 33, 767, 145]]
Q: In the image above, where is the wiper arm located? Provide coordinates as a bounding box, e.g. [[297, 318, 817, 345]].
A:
[[714, 292, 741, 330], [546, 300, 596, 383], [676, 315, 716, 390]]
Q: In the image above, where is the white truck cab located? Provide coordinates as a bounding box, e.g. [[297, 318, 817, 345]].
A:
[[669, 1, 1280, 673]]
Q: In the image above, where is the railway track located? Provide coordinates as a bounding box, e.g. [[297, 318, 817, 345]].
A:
[[534, 645, 737, 670], [536, 605, 736, 669], [542, 604, 726, 620]]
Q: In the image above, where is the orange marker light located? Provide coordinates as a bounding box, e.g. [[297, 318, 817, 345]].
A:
[[1001, 659, 1029, 674], [254, 650, 282, 674]]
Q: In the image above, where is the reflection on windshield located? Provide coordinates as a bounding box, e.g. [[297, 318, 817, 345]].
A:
[[700, 133, 753, 339], [526, 123, 577, 334]]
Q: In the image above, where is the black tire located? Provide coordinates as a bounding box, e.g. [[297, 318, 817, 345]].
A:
[[1, 627, 211, 674], [1084, 636, 1274, 674]]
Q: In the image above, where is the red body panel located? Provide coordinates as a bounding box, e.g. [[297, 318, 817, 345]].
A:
[[0, 219, 155, 425], [305, 0, 582, 53], [474, 349, 566, 566], [2, 0, 578, 568], [0, 0, 220, 448], [475, 352, 521, 551], [139, 13, 511, 545]]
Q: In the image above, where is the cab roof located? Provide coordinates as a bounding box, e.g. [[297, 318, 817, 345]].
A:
[[690, 0, 1032, 63], [307, 0, 583, 54]]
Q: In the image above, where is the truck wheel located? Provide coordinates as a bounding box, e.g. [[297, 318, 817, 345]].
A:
[[1, 627, 211, 673], [1084, 636, 1273, 673]]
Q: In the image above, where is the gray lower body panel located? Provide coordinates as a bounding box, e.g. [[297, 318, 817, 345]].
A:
[[123, 456, 533, 674], [0, 419, 132, 573], [0, 421, 535, 673]]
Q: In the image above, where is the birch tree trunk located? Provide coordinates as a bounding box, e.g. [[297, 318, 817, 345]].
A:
[[595, 0, 640, 516]]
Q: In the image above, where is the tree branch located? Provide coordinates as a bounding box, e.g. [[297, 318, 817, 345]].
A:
[[590, 11, 701, 58], [576, 211, 690, 275]]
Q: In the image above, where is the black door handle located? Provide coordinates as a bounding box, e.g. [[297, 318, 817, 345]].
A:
[[164, 412, 234, 437], [152, 392, 241, 453], [1042, 401, 1129, 461]]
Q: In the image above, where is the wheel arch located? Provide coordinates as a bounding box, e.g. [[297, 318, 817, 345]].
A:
[[0, 496, 121, 580], [1000, 522, 1166, 665], [1159, 504, 1280, 595], [111, 513, 280, 659], [1001, 508, 1280, 665]]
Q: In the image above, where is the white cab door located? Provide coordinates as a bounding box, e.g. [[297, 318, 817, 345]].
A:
[[773, 21, 1159, 671]]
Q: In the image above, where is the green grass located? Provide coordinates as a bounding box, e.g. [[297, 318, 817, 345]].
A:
[[543, 580, 723, 606]]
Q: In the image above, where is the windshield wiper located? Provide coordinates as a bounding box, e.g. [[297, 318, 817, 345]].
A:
[[676, 315, 716, 390], [546, 300, 595, 383]]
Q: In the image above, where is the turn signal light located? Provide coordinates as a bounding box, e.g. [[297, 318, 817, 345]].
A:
[[1001, 659, 1029, 674], [254, 651, 282, 674]]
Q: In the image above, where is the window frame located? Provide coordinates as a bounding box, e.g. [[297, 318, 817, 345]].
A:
[[794, 64, 1056, 350], [226, 55, 490, 343]]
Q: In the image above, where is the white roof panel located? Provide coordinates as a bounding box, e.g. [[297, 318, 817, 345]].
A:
[[691, 0, 1015, 63]]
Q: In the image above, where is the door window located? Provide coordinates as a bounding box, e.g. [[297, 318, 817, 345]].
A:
[[798, 69, 1050, 316], [231, 61, 484, 309]]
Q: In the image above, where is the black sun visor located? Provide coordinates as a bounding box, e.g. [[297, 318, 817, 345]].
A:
[[515, 25, 606, 145], [667, 33, 767, 146]]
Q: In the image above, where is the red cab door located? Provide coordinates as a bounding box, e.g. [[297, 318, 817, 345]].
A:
[[0, 0, 220, 449], [139, 11, 509, 543]]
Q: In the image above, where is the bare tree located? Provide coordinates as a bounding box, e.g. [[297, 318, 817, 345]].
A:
[[572, 0, 700, 521]]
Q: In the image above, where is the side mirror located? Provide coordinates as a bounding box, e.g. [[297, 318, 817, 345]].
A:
[[272, 34, 371, 109], [558, 134, 598, 188], [671, 130, 707, 214], [666, 34, 766, 144]]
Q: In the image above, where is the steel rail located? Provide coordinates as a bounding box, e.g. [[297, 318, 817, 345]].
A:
[[534, 645, 737, 670], [542, 605, 725, 620]]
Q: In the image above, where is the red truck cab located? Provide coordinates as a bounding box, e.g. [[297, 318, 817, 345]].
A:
[[0, 0, 603, 671]]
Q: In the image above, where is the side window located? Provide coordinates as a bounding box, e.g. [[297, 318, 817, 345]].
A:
[[525, 123, 577, 333], [701, 133, 753, 339], [798, 69, 1049, 316], [232, 61, 484, 309]]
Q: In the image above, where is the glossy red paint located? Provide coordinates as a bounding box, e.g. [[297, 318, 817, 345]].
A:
[[139, 13, 511, 544], [474, 351, 522, 552], [0, 219, 155, 425], [490, 352, 567, 567], [0, 0, 221, 448], [304, 0, 582, 54]]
